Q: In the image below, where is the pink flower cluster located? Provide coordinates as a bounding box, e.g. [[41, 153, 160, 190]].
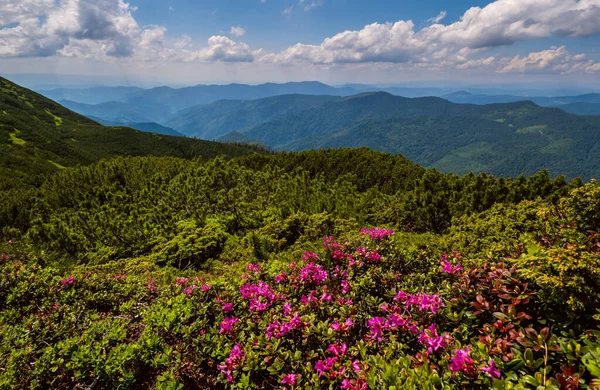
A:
[[61, 275, 75, 285], [341, 378, 367, 390], [298, 262, 328, 285], [274, 271, 288, 283], [395, 291, 444, 315], [322, 237, 343, 252], [218, 344, 245, 383], [183, 284, 198, 297], [356, 248, 381, 262], [326, 342, 347, 357], [281, 373, 300, 387], [114, 274, 127, 280], [360, 227, 395, 240], [480, 360, 501, 379], [330, 318, 354, 332], [417, 323, 451, 353], [247, 263, 261, 274], [222, 303, 233, 312], [449, 346, 474, 375], [146, 279, 157, 292], [440, 254, 463, 274], [219, 317, 239, 335], [314, 357, 339, 377], [302, 251, 320, 261], [176, 277, 190, 285], [265, 314, 304, 340], [240, 281, 283, 311]]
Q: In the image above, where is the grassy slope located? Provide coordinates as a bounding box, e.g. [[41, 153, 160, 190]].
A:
[[0, 77, 265, 190]]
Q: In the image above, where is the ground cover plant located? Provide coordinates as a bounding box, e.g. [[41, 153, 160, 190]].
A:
[[2, 179, 600, 389]]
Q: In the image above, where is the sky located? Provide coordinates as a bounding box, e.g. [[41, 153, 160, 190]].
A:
[[1, 0, 600, 88]]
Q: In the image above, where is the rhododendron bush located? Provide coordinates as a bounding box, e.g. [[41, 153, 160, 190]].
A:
[[2, 219, 600, 389]]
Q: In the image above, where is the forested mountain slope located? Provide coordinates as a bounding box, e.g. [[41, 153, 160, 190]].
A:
[[0, 77, 265, 190], [166, 92, 600, 179], [164, 94, 342, 139]]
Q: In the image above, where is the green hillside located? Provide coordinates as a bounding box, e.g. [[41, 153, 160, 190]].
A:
[[3, 147, 600, 389], [0, 77, 265, 190]]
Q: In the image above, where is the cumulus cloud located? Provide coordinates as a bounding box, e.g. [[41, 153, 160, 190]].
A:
[[265, 0, 600, 70], [230, 26, 246, 37], [1, 0, 599, 74], [0, 0, 256, 63], [498, 46, 600, 74]]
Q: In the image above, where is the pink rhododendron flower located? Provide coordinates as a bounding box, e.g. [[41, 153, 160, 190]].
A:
[[283, 302, 292, 316], [314, 357, 337, 377], [265, 315, 304, 340], [219, 317, 239, 335], [330, 318, 354, 332], [281, 373, 299, 386], [322, 236, 342, 251], [240, 281, 283, 311], [146, 279, 157, 292], [218, 344, 245, 383], [418, 323, 451, 353], [351, 360, 362, 372], [341, 279, 350, 293], [114, 274, 127, 280], [298, 262, 328, 285], [302, 251, 319, 261], [440, 254, 463, 274], [449, 346, 475, 375], [356, 248, 381, 262], [367, 317, 390, 341], [176, 277, 189, 285], [183, 284, 198, 297], [480, 360, 501, 379], [332, 249, 347, 261], [360, 227, 394, 240], [274, 271, 288, 283], [201, 284, 212, 291], [326, 342, 347, 357], [247, 263, 261, 274], [61, 276, 75, 285], [341, 378, 368, 390], [397, 292, 444, 314], [222, 303, 233, 312]]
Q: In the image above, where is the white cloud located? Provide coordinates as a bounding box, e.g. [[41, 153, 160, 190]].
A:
[[497, 46, 600, 74], [266, 0, 600, 66], [1, 0, 599, 75], [426, 11, 447, 25], [230, 26, 246, 37], [303, 1, 321, 11]]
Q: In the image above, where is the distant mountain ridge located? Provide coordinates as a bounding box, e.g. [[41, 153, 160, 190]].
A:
[[39, 81, 600, 127], [165, 92, 600, 179], [87, 117, 183, 136]]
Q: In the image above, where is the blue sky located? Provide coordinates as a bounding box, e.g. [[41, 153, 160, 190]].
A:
[[1, 0, 600, 87]]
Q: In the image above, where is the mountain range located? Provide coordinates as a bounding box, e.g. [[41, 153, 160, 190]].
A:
[[165, 92, 600, 179], [40, 82, 600, 127], [6, 75, 600, 180]]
